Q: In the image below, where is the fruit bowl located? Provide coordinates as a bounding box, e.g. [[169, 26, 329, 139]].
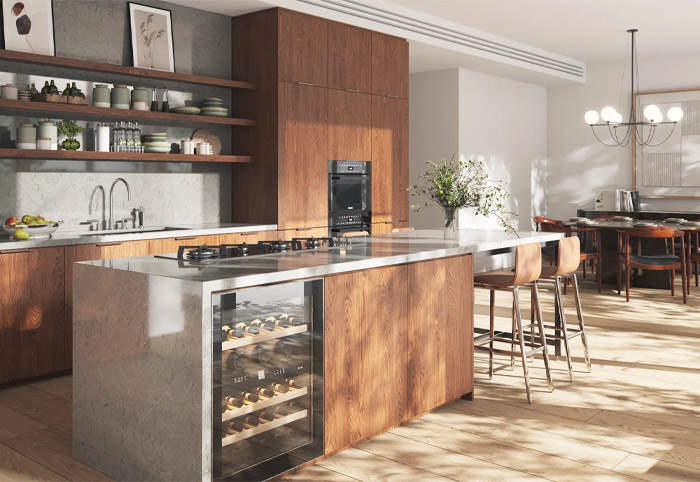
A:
[[3, 222, 61, 238]]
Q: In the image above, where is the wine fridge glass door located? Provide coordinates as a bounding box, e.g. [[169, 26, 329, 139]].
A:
[[212, 279, 324, 480]]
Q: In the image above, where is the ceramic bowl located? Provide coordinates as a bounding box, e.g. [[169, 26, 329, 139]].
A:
[[3, 222, 60, 238]]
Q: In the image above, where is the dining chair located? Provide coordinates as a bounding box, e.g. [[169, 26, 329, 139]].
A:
[[391, 226, 415, 233], [617, 227, 687, 303]]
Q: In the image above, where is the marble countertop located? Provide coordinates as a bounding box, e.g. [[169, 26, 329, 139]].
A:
[[0, 223, 277, 250], [78, 229, 563, 290]]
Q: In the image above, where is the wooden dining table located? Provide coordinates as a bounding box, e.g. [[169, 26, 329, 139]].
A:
[[563, 219, 700, 289]]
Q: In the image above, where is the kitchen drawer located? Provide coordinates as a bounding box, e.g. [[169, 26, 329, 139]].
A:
[[149, 235, 220, 255], [277, 227, 329, 239], [219, 230, 277, 246]]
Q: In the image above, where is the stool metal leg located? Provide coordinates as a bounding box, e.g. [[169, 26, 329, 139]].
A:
[[533, 282, 554, 393], [489, 289, 495, 379], [510, 297, 516, 369], [554, 276, 574, 382], [513, 286, 532, 403], [571, 274, 591, 372]]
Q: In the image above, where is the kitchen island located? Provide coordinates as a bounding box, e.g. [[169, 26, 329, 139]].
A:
[[72, 229, 561, 481]]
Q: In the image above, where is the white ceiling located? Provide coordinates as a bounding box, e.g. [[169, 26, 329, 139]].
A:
[[385, 0, 700, 63]]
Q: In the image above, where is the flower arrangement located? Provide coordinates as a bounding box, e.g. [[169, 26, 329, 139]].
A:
[[57, 118, 84, 150], [409, 156, 518, 233]]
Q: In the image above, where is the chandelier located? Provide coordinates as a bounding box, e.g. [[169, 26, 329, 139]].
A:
[[584, 29, 683, 147]]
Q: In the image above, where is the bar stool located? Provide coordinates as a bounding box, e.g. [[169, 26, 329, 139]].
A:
[[538, 237, 591, 381], [474, 243, 554, 403]]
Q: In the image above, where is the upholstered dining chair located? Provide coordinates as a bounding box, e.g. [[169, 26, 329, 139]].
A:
[[617, 227, 687, 303]]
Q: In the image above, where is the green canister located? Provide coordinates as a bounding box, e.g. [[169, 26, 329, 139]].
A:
[[16, 123, 37, 149], [36, 120, 58, 150], [92, 84, 110, 108], [131, 86, 149, 108], [110, 84, 130, 109]]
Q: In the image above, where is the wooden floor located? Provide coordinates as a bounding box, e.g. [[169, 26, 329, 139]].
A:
[[0, 273, 698, 481]]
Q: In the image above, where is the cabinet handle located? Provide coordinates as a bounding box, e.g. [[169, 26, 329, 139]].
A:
[[97, 242, 123, 247], [297, 82, 314, 86], [241, 232, 259, 236], [0, 248, 31, 254], [345, 88, 359, 93], [175, 236, 197, 241], [385, 221, 402, 225], [386, 94, 400, 98], [296, 227, 314, 231]]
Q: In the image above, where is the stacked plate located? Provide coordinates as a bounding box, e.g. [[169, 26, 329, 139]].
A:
[[18, 89, 31, 101], [633, 221, 655, 227], [681, 220, 700, 227], [664, 217, 686, 224], [612, 216, 633, 222], [170, 106, 201, 115], [200, 97, 229, 117], [142, 132, 171, 153]]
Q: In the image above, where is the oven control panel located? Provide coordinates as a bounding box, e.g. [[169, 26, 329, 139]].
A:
[[328, 160, 371, 175]]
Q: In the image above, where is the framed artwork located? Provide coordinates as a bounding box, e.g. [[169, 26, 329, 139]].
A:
[[128, 2, 175, 72], [633, 89, 700, 198], [1, 0, 55, 55]]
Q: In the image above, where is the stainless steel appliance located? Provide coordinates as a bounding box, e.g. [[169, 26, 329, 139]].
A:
[[328, 160, 371, 236]]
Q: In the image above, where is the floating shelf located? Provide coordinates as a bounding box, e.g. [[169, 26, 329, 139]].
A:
[[0, 99, 255, 126], [222, 324, 308, 351], [0, 49, 255, 90], [0, 148, 252, 163], [221, 410, 308, 447], [222, 387, 308, 423]]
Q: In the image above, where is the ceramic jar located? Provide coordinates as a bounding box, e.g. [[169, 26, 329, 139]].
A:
[[36, 120, 57, 150], [16, 123, 37, 149], [1, 84, 18, 100], [180, 139, 194, 155], [131, 87, 149, 108], [36, 137, 52, 150], [110, 84, 130, 109], [92, 84, 110, 108]]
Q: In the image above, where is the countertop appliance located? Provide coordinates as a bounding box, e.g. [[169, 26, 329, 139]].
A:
[[328, 160, 371, 236]]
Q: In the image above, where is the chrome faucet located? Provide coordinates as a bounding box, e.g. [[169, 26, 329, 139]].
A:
[[109, 178, 131, 230], [88, 185, 106, 230]]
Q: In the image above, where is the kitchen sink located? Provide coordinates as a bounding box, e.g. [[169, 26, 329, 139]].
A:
[[78, 227, 188, 236]]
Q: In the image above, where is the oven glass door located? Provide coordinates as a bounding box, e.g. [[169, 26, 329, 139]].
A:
[[329, 175, 368, 212]]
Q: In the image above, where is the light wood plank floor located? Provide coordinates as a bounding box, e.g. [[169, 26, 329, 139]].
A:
[[0, 273, 698, 481]]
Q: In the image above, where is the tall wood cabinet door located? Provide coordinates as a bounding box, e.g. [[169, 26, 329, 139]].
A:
[[407, 255, 474, 419], [324, 265, 407, 454], [278, 9, 328, 86], [328, 89, 371, 162], [0, 247, 66, 383], [278, 82, 328, 230], [371, 32, 409, 99], [328, 22, 371, 92], [371, 95, 409, 224]]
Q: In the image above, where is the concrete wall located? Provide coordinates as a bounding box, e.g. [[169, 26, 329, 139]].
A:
[[547, 52, 700, 219], [408, 68, 547, 231], [0, 0, 233, 229]]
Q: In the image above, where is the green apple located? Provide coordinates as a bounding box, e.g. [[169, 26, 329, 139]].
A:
[[13, 227, 29, 240]]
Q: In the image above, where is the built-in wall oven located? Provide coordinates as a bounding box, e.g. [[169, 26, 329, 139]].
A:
[[328, 160, 371, 236]]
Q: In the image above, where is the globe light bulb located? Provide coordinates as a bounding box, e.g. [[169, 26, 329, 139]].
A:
[[612, 112, 623, 124], [667, 106, 684, 122], [650, 111, 663, 123], [643, 104, 661, 121], [600, 106, 617, 122], [584, 110, 600, 125]]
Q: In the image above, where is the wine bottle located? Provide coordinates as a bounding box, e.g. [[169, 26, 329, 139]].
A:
[[274, 318, 290, 328], [223, 350, 247, 371], [70, 82, 79, 96], [274, 405, 290, 418], [62, 83, 71, 96], [241, 321, 259, 335], [243, 414, 260, 429], [259, 408, 275, 422], [271, 382, 289, 394], [250, 319, 274, 332], [272, 340, 293, 359], [287, 377, 307, 389], [49, 80, 58, 94], [242, 392, 259, 404], [241, 345, 271, 365], [222, 395, 243, 412], [226, 419, 243, 434], [41, 81, 50, 95], [256, 386, 275, 398]]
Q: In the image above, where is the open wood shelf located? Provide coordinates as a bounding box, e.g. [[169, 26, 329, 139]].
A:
[[0, 49, 255, 90], [221, 410, 308, 447], [222, 324, 308, 351], [0, 99, 255, 126], [221, 388, 308, 423], [0, 148, 252, 163]]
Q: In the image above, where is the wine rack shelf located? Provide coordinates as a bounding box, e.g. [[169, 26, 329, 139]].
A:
[[222, 324, 308, 351], [221, 409, 308, 447], [222, 387, 307, 423]]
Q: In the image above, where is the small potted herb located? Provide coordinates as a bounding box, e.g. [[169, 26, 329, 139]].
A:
[[409, 156, 517, 237], [57, 118, 84, 150]]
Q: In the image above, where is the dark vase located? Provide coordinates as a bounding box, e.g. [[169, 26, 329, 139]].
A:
[[62, 138, 80, 150]]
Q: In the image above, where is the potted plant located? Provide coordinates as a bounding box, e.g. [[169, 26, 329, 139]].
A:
[[57, 119, 84, 150], [409, 156, 517, 237]]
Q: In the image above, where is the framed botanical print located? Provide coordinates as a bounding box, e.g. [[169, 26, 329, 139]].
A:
[[128, 2, 175, 72], [1, 0, 55, 55]]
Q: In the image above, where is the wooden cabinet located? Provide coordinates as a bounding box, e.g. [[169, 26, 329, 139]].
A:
[[149, 235, 220, 255], [278, 9, 327, 86], [328, 22, 371, 92], [371, 221, 409, 234], [406, 255, 474, 418], [371, 32, 409, 99], [219, 230, 277, 245], [324, 265, 407, 454], [278, 82, 328, 230], [0, 247, 66, 383], [328, 89, 372, 162], [277, 227, 329, 240], [371, 95, 409, 224]]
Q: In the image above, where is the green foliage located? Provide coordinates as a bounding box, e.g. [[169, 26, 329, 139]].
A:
[[57, 119, 84, 140], [408, 156, 518, 233]]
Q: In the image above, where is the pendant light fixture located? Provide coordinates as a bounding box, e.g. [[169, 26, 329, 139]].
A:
[[584, 29, 683, 147]]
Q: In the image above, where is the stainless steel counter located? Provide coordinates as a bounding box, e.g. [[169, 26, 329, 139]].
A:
[[77, 229, 563, 290], [0, 223, 277, 250]]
